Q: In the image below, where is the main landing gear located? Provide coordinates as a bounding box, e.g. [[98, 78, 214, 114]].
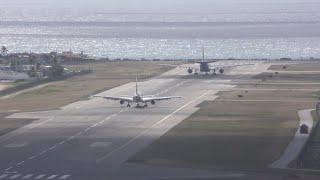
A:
[[127, 103, 131, 107], [212, 69, 217, 76], [135, 103, 148, 108]]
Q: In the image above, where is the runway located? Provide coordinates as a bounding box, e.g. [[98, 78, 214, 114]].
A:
[[0, 61, 267, 180]]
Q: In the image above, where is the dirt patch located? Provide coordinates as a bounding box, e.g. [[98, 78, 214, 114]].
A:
[[0, 83, 12, 91]]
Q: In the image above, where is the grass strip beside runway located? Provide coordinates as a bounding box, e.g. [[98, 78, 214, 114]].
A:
[[130, 89, 318, 169]]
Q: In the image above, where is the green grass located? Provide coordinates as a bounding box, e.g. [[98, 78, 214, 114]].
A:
[[130, 93, 315, 170], [310, 110, 320, 141]]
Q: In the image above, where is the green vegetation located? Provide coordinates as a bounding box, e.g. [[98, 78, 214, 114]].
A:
[[130, 99, 312, 169], [310, 110, 320, 141], [130, 77, 319, 170], [47, 64, 64, 79], [0, 61, 182, 112]]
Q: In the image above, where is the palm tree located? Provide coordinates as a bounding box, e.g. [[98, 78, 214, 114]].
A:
[[1, 46, 8, 56]]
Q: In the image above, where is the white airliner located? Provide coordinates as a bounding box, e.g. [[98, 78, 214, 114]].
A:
[[162, 47, 254, 75], [94, 78, 182, 107]]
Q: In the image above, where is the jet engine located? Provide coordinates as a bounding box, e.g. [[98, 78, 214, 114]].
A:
[[219, 69, 224, 73], [188, 68, 193, 74], [151, 100, 156, 105], [120, 100, 125, 105]]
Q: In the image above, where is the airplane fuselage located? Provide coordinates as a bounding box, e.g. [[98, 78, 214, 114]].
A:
[[199, 62, 211, 73], [133, 95, 143, 103]]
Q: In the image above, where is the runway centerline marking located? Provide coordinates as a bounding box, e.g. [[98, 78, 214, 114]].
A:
[[5, 167, 13, 171], [16, 161, 24, 166], [96, 90, 213, 163], [28, 156, 36, 160], [2, 79, 190, 172]]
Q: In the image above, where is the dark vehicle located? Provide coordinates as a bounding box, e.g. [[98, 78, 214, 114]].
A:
[[300, 124, 309, 134]]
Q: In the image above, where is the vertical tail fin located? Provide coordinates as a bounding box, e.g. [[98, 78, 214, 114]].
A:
[[136, 77, 138, 95], [202, 46, 205, 62]]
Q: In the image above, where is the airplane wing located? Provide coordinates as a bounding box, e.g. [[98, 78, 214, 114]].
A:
[[210, 63, 254, 71], [160, 63, 199, 71], [93, 95, 133, 102], [142, 96, 182, 102]]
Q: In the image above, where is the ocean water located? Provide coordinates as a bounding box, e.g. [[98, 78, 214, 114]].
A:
[[1, 0, 320, 59]]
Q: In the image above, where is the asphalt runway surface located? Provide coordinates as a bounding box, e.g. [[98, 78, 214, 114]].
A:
[[0, 61, 269, 180]]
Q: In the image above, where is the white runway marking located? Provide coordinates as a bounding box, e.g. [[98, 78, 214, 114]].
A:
[[96, 90, 213, 163], [155, 80, 191, 96], [156, 90, 213, 125], [9, 174, 21, 179], [47, 175, 58, 179], [58, 175, 71, 179], [16, 161, 24, 166], [4, 142, 28, 148], [40, 150, 47, 155], [28, 156, 36, 160], [0, 173, 72, 180], [34, 174, 46, 179], [4, 167, 13, 171], [22, 174, 33, 179], [2, 78, 189, 172], [59, 141, 66, 145], [49, 146, 56, 150]]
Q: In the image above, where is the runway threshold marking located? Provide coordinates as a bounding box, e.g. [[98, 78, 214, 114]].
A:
[[96, 90, 213, 163], [21, 174, 33, 179], [1, 108, 130, 172], [9, 174, 20, 179]]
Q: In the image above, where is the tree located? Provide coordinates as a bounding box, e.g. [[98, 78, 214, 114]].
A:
[[47, 51, 64, 79], [49, 52, 58, 64], [47, 64, 64, 80], [1, 46, 8, 56]]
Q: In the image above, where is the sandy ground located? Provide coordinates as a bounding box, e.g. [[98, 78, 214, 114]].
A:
[[0, 83, 12, 91]]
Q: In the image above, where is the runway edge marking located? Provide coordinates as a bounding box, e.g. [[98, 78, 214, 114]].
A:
[[96, 90, 213, 163], [2, 79, 190, 172]]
